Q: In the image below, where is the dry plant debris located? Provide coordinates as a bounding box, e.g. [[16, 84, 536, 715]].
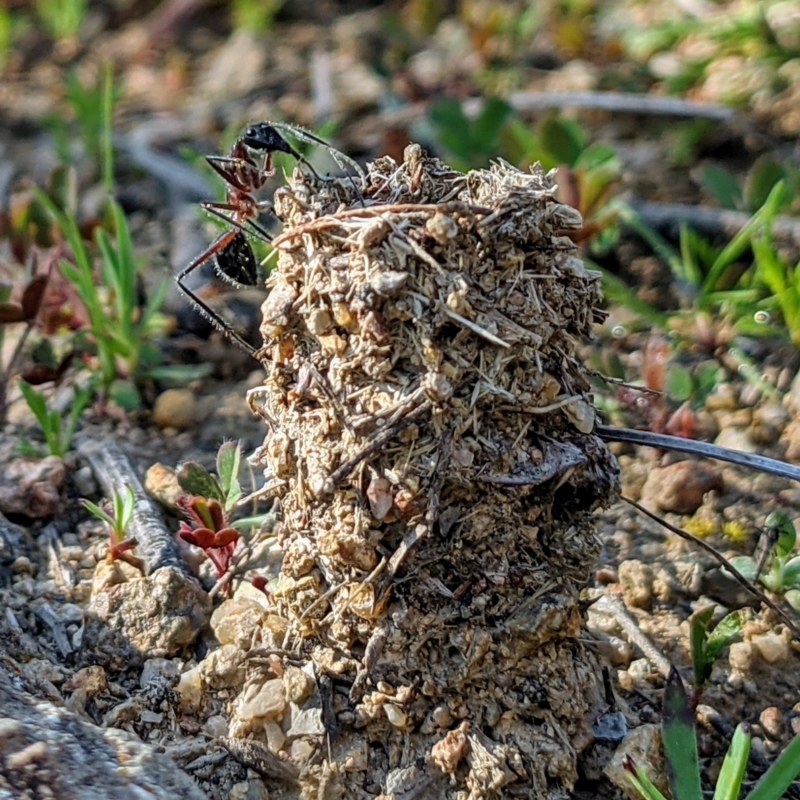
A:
[[241, 144, 620, 798]]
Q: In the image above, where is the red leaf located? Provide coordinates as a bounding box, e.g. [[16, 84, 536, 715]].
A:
[[21, 274, 48, 320], [0, 302, 26, 324], [214, 528, 239, 548], [179, 527, 215, 549]]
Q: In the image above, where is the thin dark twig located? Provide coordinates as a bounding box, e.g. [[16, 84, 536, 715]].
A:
[[622, 496, 800, 640], [387, 428, 453, 577], [323, 400, 431, 493], [597, 425, 800, 484]]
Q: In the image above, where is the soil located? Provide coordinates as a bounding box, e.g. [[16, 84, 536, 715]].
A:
[[2, 3, 800, 799]]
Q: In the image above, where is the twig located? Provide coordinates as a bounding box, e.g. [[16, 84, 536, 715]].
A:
[[629, 198, 800, 252], [77, 437, 190, 577], [440, 305, 511, 349], [622, 496, 800, 640], [387, 429, 452, 577], [322, 399, 431, 493], [592, 592, 672, 678], [597, 425, 800, 484]]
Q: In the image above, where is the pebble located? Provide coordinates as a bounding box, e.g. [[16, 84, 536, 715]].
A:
[[618, 560, 654, 608], [751, 400, 789, 444], [12, 556, 34, 575], [728, 642, 754, 672], [605, 723, 667, 798], [210, 597, 266, 649], [714, 427, 757, 453], [751, 632, 790, 663], [263, 721, 285, 752], [0, 456, 66, 517], [152, 389, 199, 430], [235, 678, 287, 724], [640, 461, 723, 515], [139, 658, 180, 689], [203, 715, 229, 738], [72, 465, 97, 497], [595, 635, 633, 666], [759, 706, 785, 739]]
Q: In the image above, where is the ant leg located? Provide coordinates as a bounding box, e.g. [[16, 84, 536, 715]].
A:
[[201, 202, 275, 243], [176, 229, 258, 354], [270, 122, 366, 181]]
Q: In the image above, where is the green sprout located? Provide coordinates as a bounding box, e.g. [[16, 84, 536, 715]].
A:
[[728, 512, 800, 610], [627, 668, 800, 800], [18, 379, 91, 458], [82, 486, 142, 569], [34, 0, 87, 40]]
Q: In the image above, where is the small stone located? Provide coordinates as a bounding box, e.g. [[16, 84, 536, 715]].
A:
[[143, 464, 183, 510], [176, 666, 203, 712], [204, 715, 229, 738], [198, 644, 246, 689], [595, 635, 633, 666], [12, 556, 34, 574], [235, 678, 287, 724], [229, 779, 269, 800], [210, 597, 266, 649], [605, 723, 667, 800], [140, 658, 180, 689], [84, 567, 211, 670], [751, 401, 789, 444], [640, 461, 724, 515], [290, 737, 317, 762], [759, 707, 785, 739], [73, 465, 97, 497], [714, 427, 757, 453], [729, 642, 753, 672], [152, 389, 198, 430], [384, 703, 407, 728], [618, 560, 654, 608], [0, 456, 65, 518], [283, 665, 315, 704], [752, 632, 789, 663], [285, 704, 325, 739], [264, 720, 286, 752], [63, 666, 107, 695]]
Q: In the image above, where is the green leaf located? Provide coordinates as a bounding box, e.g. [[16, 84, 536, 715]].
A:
[[705, 610, 746, 663], [216, 441, 242, 509], [626, 758, 670, 800], [428, 98, 472, 164], [539, 116, 586, 168], [662, 668, 703, 800], [666, 365, 694, 402], [18, 380, 48, 428], [744, 732, 800, 800], [699, 164, 742, 210], [472, 97, 513, 156], [744, 157, 788, 215], [765, 511, 796, 557], [781, 556, 800, 587], [713, 724, 751, 800], [689, 605, 716, 687], [109, 379, 142, 411], [177, 462, 223, 501], [727, 555, 758, 582]]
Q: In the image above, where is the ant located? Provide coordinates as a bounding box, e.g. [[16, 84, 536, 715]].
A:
[[176, 122, 361, 354]]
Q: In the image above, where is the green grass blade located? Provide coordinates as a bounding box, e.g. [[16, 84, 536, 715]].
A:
[[626, 759, 670, 800], [703, 183, 786, 295], [744, 732, 800, 800], [663, 668, 703, 800], [713, 724, 751, 800]]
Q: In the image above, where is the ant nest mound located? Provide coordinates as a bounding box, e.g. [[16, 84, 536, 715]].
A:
[[246, 144, 620, 799]]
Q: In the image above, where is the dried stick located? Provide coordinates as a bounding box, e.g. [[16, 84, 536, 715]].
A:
[[77, 437, 189, 577], [597, 425, 800, 484], [322, 399, 431, 493], [592, 592, 672, 678], [387, 429, 453, 577]]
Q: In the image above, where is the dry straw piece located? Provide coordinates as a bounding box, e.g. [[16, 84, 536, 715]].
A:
[[244, 144, 620, 799]]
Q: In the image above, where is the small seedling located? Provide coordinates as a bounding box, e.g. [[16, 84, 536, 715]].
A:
[[82, 486, 142, 570], [728, 512, 800, 610], [627, 668, 800, 800], [18, 379, 91, 458], [689, 606, 747, 691], [177, 494, 240, 581]]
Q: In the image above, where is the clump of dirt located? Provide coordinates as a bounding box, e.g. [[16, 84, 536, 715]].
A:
[[242, 144, 620, 798]]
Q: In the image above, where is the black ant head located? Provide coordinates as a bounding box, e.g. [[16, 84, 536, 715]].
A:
[[241, 123, 296, 156]]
